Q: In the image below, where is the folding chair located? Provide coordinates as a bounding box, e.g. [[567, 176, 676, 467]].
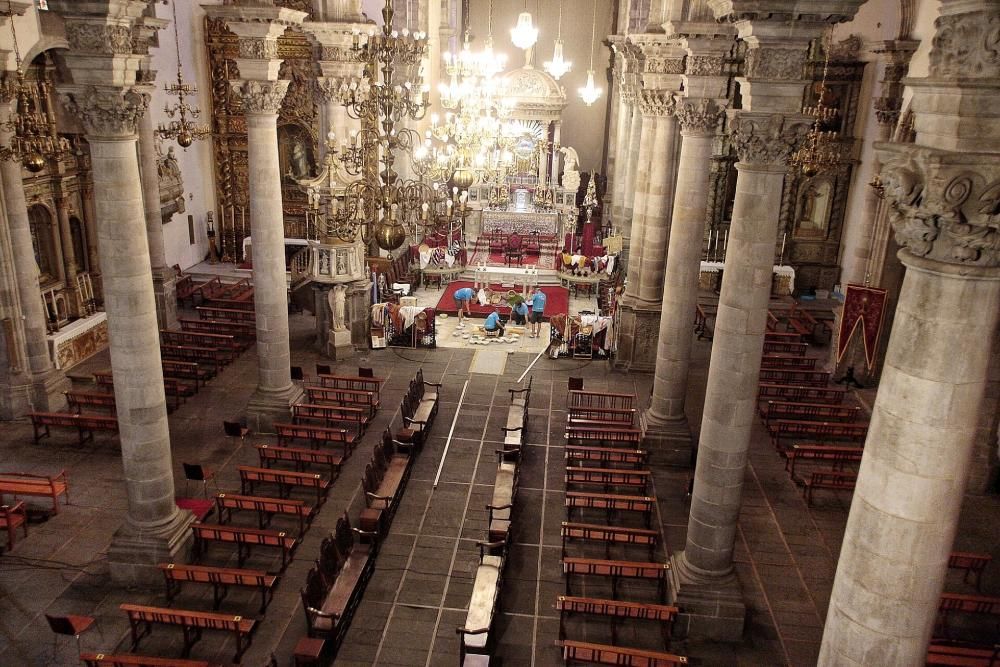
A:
[[182, 463, 218, 499]]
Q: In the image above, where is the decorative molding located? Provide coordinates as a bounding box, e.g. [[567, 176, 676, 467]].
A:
[[238, 38, 280, 61], [65, 23, 133, 56], [638, 89, 677, 117], [686, 54, 726, 77], [316, 77, 361, 105], [929, 8, 1000, 80], [59, 86, 150, 138], [745, 46, 807, 81], [676, 98, 725, 135], [644, 56, 686, 74], [828, 34, 863, 62], [879, 146, 1000, 268], [230, 79, 290, 115], [729, 113, 809, 166], [319, 46, 359, 62]]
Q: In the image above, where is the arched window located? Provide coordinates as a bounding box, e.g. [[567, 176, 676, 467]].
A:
[[27, 205, 56, 282]]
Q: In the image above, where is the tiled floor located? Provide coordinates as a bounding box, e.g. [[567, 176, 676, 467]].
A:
[[1, 305, 997, 666]]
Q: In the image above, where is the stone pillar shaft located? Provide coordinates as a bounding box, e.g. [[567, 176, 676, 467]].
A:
[[610, 97, 633, 223], [622, 106, 642, 225], [820, 253, 1000, 664], [623, 113, 656, 293], [637, 114, 678, 302]]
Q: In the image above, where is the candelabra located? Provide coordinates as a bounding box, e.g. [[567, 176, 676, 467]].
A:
[[790, 30, 842, 177], [155, 0, 210, 148]]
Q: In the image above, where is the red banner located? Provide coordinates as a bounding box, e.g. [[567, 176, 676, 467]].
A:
[[837, 284, 888, 369]]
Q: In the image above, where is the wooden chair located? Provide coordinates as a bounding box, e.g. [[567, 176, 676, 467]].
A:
[[316, 364, 331, 377], [182, 463, 217, 499], [568, 377, 584, 392], [46, 614, 97, 661], [488, 230, 506, 255], [358, 367, 374, 378], [523, 230, 540, 255], [1, 502, 28, 550], [505, 234, 523, 266], [223, 420, 250, 446], [291, 366, 306, 382]]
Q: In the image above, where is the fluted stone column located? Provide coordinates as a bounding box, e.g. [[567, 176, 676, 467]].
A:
[[821, 2, 1000, 660], [621, 103, 643, 227], [636, 101, 678, 304], [610, 86, 634, 224], [0, 99, 70, 411]]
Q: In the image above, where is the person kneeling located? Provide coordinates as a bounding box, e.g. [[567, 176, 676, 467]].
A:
[[511, 300, 528, 325], [484, 310, 505, 337]]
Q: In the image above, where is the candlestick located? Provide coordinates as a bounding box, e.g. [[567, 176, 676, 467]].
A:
[[723, 230, 728, 257], [779, 233, 786, 267]]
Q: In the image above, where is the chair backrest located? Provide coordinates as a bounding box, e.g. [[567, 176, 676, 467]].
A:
[[182, 463, 207, 482], [45, 615, 77, 636], [568, 377, 584, 391], [316, 364, 331, 376], [223, 421, 244, 437], [508, 234, 521, 250], [358, 367, 374, 378], [290, 366, 304, 381]]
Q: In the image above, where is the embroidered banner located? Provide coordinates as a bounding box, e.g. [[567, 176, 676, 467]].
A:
[[837, 284, 888, 368]]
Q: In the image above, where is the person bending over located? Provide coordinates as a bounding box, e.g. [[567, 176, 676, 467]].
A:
[[484, 310, 505, 337], [511, 300, 529, 325], [453, 286, 474, 328], [528, 286, 546, 338]]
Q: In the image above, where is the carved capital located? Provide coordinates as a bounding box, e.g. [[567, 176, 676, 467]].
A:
[[729, 112, 809, 166], [878, 145, 1000, 268], [745, 46, 807, 81], [231, 79, 290, 115], [686, 54, 726, 77], [644, 55, 687, 75], [873, 96, 901, 127], [316, 77, 362, 105], [66, 22, 134, 56], [638, 89, 677, 117], [676, 98, 726, 136], [928, 8, 1000, 80], [238, 37, 280, 61], [59, 86, 149, 139]]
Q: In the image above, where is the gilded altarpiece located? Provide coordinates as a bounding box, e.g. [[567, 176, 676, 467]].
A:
[[205, 3, 319, 261]]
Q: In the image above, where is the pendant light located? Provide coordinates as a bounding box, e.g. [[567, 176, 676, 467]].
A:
[[510, 0, 538, 51], [577, 0, 602, 106], [543, 0, 572, 80]]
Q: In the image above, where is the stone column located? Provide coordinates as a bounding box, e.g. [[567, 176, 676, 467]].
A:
[[636, 98, 678, 303], [211, 3, 308, 429], [0, 99, 70, 411], [610, 86, 634, 224], [621, 103, 642, 226], [136, 86, 178, 330], [821, 1, 1000, 660], [55, 196, 78, 287]]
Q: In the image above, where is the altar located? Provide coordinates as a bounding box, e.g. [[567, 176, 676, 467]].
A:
[[699, 261, 796, 295], [481, 209, 561, 236]]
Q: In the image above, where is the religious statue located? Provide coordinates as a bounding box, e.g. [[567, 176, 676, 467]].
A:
[[289, 139, 312, 179], [561, 146, 581, 192], [329, 285, 348, 332], [795, 179, 831, 236]]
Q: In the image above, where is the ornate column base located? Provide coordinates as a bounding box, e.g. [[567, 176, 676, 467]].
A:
[[246, 384, 305, 432], [612, 301, 661, 372], [670, 551, 747, 641], [30, 368, 71, 413], [107, 510, 195, 587], [151, 267, 179, 331], [641, 412, 694, 466]]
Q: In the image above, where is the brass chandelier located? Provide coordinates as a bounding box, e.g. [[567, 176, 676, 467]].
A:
[[156, 0, 210, 148], [0, 1, 63, 172], [790, 30, 841, 177]]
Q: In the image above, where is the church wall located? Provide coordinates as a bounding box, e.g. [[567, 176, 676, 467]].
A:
[[147, 0, 220, 271]]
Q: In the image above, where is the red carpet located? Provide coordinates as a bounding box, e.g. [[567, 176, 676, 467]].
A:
[[436, 281, 568, 321]]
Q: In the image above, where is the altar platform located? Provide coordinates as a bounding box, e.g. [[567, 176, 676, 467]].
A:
[[434, 280, 569, 320]]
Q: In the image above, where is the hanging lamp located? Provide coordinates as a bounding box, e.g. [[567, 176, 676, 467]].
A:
[[543, 0, 572, 80], [510, 0, 538, 51], [577, 0, 602, 106], [156, 0, 210, 148]]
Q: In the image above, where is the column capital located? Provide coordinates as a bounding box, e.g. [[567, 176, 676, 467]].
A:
[[58, 85, 150, 139], [677, 98, 726, 137], [316, 76, 362, 105], [204, 2, 308, 82], [638, 89, 678, 117], [728, 111, 809, 167], [877, 142, 1000, 269], [231, 79, 290, 115]]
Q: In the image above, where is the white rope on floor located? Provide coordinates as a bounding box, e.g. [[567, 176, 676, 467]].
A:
[[433, 378, 470, 489]]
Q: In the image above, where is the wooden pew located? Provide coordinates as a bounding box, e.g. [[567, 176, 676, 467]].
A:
[[274, 422, 357, 455], [926, 642, 1000, 666], [938, 593, 1000, 639], [293, 403, 371, 433], [401, 369, 441, 442], [315, 374, 385, 402], [191, 522, 299, 570], [487, 447, 521, 543], [174, 274, 197, 307], [300, 513, 377, 644], [763, 340, 809, 356], [238, 465, 329, 508], [162, 360, 213, 389], [757, 383, 848, 405], [196, 305, 255, 323], [158, 562, 278, 613], [565, 426, 643, 448], [563, 557, 671, 601], [761, 354, 819, 370], [765, 331, 802, 343], [759, 369, 831, 387], [556, 640, 688, 666], [568, 390, 635, 412], [784, 445, 863, 482], [565, 467, 651, 494], [0, 470, 69, 514], [82, 653, 226, 667], [949, 552, 993, 592], [28, 412, 118, 445], [803, 470, 857, 505], [761, 401, 863, 425], [215, 492, 314, 538], [565, 491, 654, 528], [161, 329, 242, 354], [94, 371, 192, 409], [189, 277, 221, 305], [120, 603, 256, 662], [256, 444, 343, 479], [567, 406, 636, 428], [501, 378, 531, 448], [456, 540, 507, 660], [1, 501, 27, 549], [362, 432, 414, 524], [694, 303, 714, 341], [179, 317, 255, 342], [302, 386, 378, 418], [556, 596, 678, 648], [66, 390, 116, 414], [203, 297, 255, 311], [561, 522, 658, 560], [161, 344, 231, 372], [565, 445, 649, 470], [769, 420, 869, 450]]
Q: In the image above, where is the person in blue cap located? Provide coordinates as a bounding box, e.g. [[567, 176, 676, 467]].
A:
[[453, 286, 475, 328]]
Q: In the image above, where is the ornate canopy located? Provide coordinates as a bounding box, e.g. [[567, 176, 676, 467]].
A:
[[500, 66, 568, 122]]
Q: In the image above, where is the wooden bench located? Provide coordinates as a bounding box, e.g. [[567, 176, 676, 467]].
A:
[[162, 359, 213, 389], [203, 297, 255, 311], [501, 378, 531, 448], [487, 448, 521, 543], [785, 445, 863, 482], [556, 640, 688, 666], [300, 513, 377, 644], [565, 467, 651, 494], [362, 432, 414, 522], [120, 603, 256, 662], [556, 596, 678, 648], [293, 403, 371, 433], [761, 401, 863, 425], [761, 354, 818, 370], [161, 344, 231, 372], [926, 642, 1000, 666], [66, 390, 116, 414], [159, 562, 278, 613], [179, 317, 255, 342], [803, 470, 857, 505], [82, 653, 227, 667], [764, 331, 803, 343], [561, 522, 658, 559], [563, 557, 670, 601], [565, 426, 643, 448], [94, 371, 193, 409], [401, 369, 441, 442], [238, 465, 329, 508], [758, 383, 848, 405], [161, 329, 241, 354], [938, 593, 1000, 639], [315, 374, 385, 402], [457, 540, 507, 659], [762, 340, 808, 356], [175, 274, 197, 306], [568, 390, 635, 411], [1, 501, 27, 549], [196, 304, 256, 323], [302, 386, 378, 418], [565, 491, 654, 528], [565, 445, 649, 470], [257, 444, 343, 479], [694, 304, 715, 341], [567, 406, 636, 428], [189, 277, 221, 305], [28, 411, 118, 445], [215, 492, 314, 538], [949, 552, 993, 592], [759, 369, 831, 387], [191, 522, 299, 570], [0, 470, 69, 514], [274, 422, 357, 455], [769, 420, 869, 450]]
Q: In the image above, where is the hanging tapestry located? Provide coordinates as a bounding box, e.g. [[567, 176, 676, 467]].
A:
[[837, 283, 888, 369]]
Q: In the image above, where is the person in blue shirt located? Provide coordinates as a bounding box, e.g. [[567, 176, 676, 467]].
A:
[[528, 286, 547, 338], [484, 310, 505, 336], [511, 300, 529, 325], [453, 286, 475, 328]]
